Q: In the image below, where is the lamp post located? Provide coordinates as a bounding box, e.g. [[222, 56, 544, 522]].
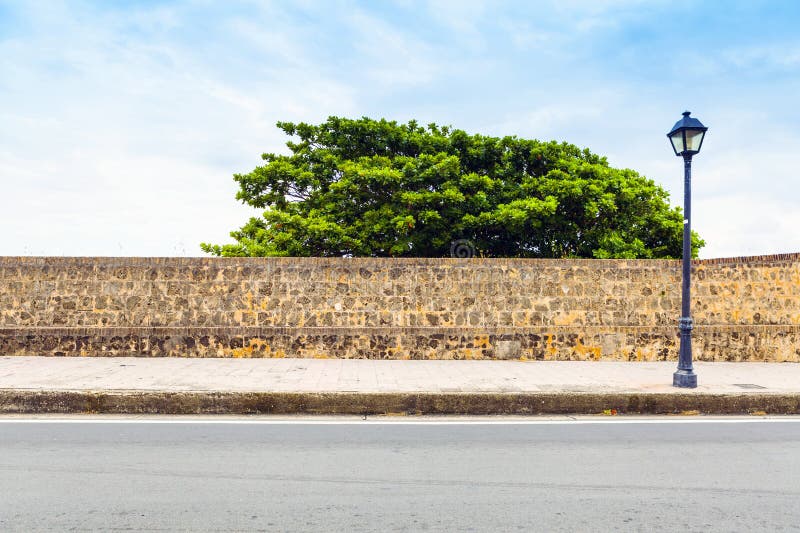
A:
[[667, 111, 707, 388]]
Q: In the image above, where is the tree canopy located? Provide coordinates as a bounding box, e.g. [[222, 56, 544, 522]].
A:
[[201, 117, 703, 259]]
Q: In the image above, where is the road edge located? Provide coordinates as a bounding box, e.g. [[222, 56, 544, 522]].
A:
[[2, 390, 800, 415]]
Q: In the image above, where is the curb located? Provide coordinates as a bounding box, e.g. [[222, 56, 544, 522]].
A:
[[2, 390, 800, 415]]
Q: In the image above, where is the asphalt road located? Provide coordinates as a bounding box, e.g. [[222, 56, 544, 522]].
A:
[[1, 417, 799, 532]]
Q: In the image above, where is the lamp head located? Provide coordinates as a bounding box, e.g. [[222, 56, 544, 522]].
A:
[[668, 111, 707, 157]]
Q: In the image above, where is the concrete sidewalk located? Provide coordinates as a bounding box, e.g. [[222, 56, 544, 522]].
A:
[[2, 357, 800, 415]]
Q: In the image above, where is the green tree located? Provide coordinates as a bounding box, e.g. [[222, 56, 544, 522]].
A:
[[201, 117, 704, 258]]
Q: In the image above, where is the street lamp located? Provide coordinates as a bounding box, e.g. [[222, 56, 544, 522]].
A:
[[667, 111, 707, 388]]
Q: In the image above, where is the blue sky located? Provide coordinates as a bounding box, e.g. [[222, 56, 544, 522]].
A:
[[1, 0, 799, 258]]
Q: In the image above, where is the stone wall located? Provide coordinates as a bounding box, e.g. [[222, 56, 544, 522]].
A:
[[1, 254, 798, 361]]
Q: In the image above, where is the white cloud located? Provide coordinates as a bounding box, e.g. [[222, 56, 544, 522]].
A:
[[0, 1, 358, 256], [344, 8, 442, 87], [695, 194, 800, 258], [722, 43, 800, 71]]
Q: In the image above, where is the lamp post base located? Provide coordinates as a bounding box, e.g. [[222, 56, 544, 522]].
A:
[[673, 370, 698, 388]]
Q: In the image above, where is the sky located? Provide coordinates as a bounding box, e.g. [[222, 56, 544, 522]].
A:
[[1, 0, 799, 259]]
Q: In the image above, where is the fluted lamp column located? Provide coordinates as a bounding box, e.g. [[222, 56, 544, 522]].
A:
[[667, 111, 708, 389]]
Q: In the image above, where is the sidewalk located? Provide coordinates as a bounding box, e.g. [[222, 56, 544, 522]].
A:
[[2, 356, 799, 415]]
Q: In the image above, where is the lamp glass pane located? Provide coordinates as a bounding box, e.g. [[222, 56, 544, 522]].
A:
[[670, 131, 685, 154], [685, 129, 705, 151]]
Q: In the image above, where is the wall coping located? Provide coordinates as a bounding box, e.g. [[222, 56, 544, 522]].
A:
[[0, 252, 798, 268]]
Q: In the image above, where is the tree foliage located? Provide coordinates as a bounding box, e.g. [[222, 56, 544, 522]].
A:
[[201, 117, 704, 258]]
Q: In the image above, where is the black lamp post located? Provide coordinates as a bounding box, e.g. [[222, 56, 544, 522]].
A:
[[667, 111, 707, 388]]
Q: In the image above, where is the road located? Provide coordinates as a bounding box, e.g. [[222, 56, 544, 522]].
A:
[[1, 417, 799, 532]]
